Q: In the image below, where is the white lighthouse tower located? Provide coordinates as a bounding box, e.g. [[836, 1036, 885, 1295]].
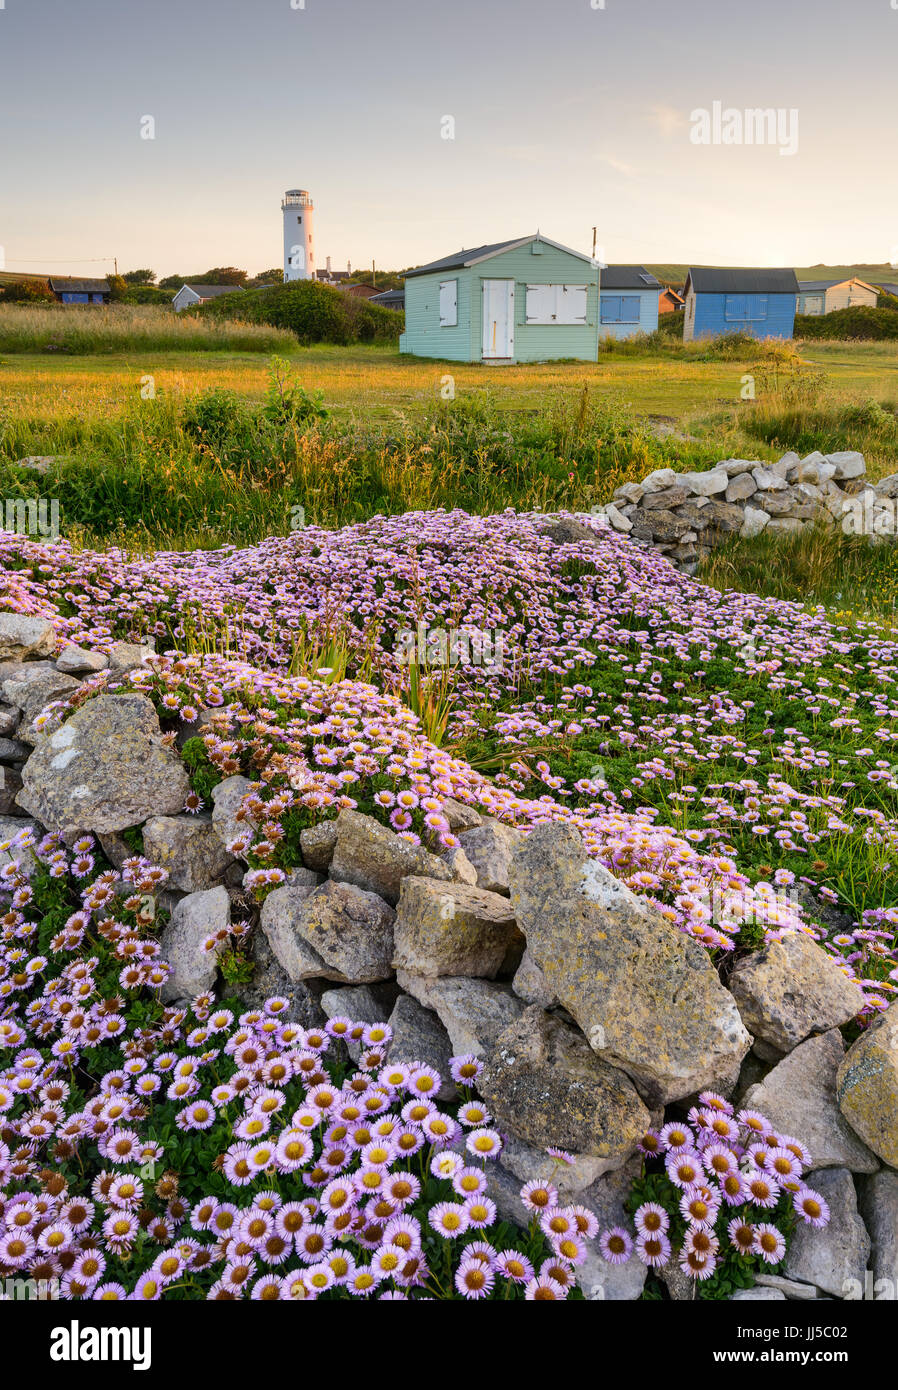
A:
[[282, 189, 315, 282]]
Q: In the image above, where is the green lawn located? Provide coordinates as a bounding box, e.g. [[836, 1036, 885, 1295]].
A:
[[3, 339, 898, 429], [1, 338, 897, 555]]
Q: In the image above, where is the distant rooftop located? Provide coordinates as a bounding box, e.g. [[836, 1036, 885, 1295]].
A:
[[49, 276, 110, 293], [601, 265, 661, 290], [687, 267, 799, 294], [180, 283, 244, 298]]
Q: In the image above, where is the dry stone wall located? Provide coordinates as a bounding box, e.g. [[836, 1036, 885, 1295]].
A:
[[593, 449, 898, 573]]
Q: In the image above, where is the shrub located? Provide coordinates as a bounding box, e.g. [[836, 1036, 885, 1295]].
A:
[[202, 280, 403, 346], [261, 356, 329, 428], [796, 305, 898, 340], [657, 308, 685, 337], [0, 277, 55, 304], [182, 388, 255, 451]]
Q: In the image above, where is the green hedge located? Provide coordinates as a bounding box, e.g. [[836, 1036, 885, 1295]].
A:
[[795, 305, 898, 340], [200, 279, 403, 345]]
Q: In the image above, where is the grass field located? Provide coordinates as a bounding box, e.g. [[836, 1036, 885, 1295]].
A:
[[3, 337, 898, 423], [2, 337, 898, 617]]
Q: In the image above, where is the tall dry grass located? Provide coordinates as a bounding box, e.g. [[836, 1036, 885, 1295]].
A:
[[0, 303, 296, 354]]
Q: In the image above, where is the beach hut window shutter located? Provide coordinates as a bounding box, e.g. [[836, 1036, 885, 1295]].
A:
[[442, 280, 461, 326], [527, 284, 588, 324]]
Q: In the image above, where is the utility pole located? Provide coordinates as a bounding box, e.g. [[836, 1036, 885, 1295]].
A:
[[114, 257, 118, 277], [372, 260, 376, 287], [591, 228, 597, 260]]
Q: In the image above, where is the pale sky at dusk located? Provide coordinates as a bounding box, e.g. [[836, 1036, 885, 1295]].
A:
[[1, 0, 896, 278]]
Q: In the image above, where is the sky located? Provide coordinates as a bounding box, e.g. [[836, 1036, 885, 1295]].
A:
[[1, 0, 896, 279]]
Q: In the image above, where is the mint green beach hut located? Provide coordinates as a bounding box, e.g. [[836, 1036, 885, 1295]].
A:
[[399, 234, 601, 364]]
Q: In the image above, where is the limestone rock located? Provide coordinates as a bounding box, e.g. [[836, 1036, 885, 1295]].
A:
[[826, 450, 865, 481], [631, 511, 691, 544], [539, 516, 601, 546], [783, 1168, 870, 1298], [763, 492, 803, 517], [639, 467, 678, 493], [0, 765, 23, 815], [240, 931, 325, 1029], [605, 503, 632, 533], [730, 1287, 786, 1301], [0, 614, 57, 662], [0, 815, 40, 871], [440, 845, 478, 886], [142, 813, 235, 892], [660, 1261, 702, 1301], [107, 641, 155, 674], [725, 472, 758, 503], [743, 1030, 879, 1173], [719, 458, 760, 476], [508, 822, 751, 1105], [836, 1002, 898, 1167], [700, 499, 748, 533], [261, 879, 395, 984], [97, 832, 134, 870], [15, 455, 56, 475], [499, 1133, 615, 1201], [387, 993, 455, 1098], [457, 817, 525, 895], [18, 694, 191, 834], [3, 668, 80, 738], [396, 971, 525, 1057], [159, 885, 231, 1001], [675, 503, 712, 531], [797, 460, 837, 486], [857, 1171, 898, 1291], [642, 485, 691, 510], [210, 775, 256, 857], [740, 505, 771, 539], [512, 947, 558, 1008], [56, 646, 109, 675], [752, 466, 790, 491], [679, 471, 728, 496], [320, 983, 397, 1026], [0, 737, 30, 762], [612, 481, 645, 504], [729, 931, 865, 1054], [478, 1006, 651, 1165], [439, 797, 482, 832], [300, 819, 338, 873], [391, 875, 520, 978], [753, 1274, 819, 1300], [329, 808, 451, 905]]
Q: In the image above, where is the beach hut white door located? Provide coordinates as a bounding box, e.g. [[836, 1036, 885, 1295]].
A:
[[481, 279, 514, 360]]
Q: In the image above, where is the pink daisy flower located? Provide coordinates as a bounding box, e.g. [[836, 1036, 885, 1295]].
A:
[[599, 1227, 633, 1265]]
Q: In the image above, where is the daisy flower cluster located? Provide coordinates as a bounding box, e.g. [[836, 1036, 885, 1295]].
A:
[[0, 828, 594, 1301], [29, 650, 838, 970], [600, 1093, 831, 1292], [1, 507, 896, 1008]]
